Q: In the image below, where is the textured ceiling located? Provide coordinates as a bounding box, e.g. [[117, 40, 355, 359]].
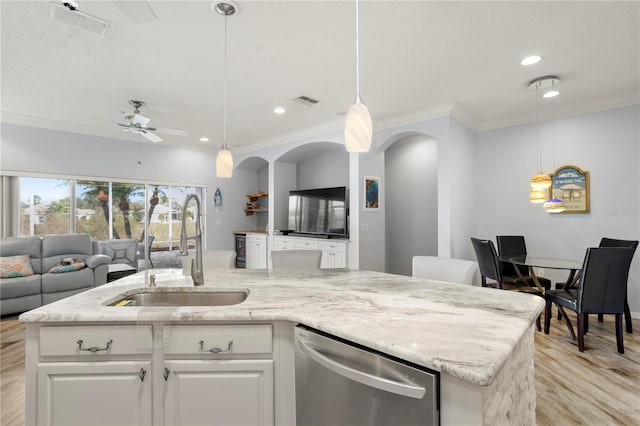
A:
[[1, 1, 638, 154]]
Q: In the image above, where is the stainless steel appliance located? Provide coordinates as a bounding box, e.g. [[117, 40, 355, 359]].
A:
[[295, 326, 439, 426], [234, 234, 246, 268]]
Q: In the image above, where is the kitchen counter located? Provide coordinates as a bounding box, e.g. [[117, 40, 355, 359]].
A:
[[20, 268, 543, 387], [232, 229, 267, 235]]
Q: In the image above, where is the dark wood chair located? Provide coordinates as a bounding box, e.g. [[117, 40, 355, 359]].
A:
[[596, 238, 638, 333], [544, 247, 635, 353], [470, 237, 543, 330], [496, 235, 551, 290]]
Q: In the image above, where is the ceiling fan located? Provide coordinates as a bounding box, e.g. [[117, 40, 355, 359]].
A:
[[117, 100, 187, 143]]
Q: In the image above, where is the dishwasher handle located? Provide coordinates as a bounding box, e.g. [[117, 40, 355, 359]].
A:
[[297, 337, 426, 399]]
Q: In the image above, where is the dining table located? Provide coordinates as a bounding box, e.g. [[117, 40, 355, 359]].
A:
[[502, 255, 583, 339]]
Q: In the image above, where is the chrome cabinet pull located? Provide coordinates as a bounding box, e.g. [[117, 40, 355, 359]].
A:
[[163, 367, 170, 381], [139, 368, 147, 382], [77, 339, 113, 353], [199, 340, 233, 353]]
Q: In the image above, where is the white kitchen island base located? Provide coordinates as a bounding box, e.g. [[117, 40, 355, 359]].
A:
[[21, 269, 543, 425]]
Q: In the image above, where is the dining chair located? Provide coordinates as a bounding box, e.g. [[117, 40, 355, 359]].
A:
[[496, 235, 551, 290], [543, 247, 635, 353], [596, 237, 638, 333], [271, 250, 322, 269], [411, 256, 478, 285], [470, 238, 543, 330]]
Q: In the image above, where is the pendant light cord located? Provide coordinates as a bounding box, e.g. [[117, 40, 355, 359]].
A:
[[355, 0, 360, 102], [536, 81, 541, 173], [551, 81, 556, 172], [222, 13, 228, 150]]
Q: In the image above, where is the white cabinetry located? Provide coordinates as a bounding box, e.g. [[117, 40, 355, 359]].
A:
[[272, 236, 348, 269], [30, 323, 275, 426], [163, 324, 274, 426], [35, 325, 153, 426], [37, 361, 152, 425], [164, 360, 273, 425], [319, 241, 347, 268], [246, 234, 268, 269]]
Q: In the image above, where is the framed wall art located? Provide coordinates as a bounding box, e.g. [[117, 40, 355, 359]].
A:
[[363, 176, 380, 211], [550, 165, 590, 213]]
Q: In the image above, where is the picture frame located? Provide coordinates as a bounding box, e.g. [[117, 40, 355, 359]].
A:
[[550, 165, 590, 214], [363, 176, 380, 211]]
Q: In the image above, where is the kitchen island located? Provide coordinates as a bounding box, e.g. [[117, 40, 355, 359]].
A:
[[20, 268, 544, 425]]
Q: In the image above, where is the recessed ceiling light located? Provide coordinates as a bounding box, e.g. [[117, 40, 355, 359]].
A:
[[273, 106, 286, 114], [521, 55, 542, 66], [200, 137, 209, 142]]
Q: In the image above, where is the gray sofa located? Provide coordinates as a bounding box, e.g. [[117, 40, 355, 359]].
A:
[[1, 234, 111, 316]]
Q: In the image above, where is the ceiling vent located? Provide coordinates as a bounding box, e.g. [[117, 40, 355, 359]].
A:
[[49, 2, 109, 36], [294, 95, 320, 106]]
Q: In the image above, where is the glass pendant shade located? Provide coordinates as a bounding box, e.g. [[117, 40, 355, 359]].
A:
[[529, 188, 546, 204], [543, 198, 567, 213], [530, 173, 552, 189], [216, 147, 233, 178], [345, 99, 372, 153]]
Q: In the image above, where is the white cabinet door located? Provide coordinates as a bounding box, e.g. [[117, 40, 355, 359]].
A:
[[319, 241, 348, 268], [164, 359, 274, 426], [246, 235, 267, 269], [37, 361, 152, 426], [321, 251, 347, 268]]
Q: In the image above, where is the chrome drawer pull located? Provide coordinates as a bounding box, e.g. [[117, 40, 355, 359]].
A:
[[199, 340, 233, 353], [77, 339, 113, 353]]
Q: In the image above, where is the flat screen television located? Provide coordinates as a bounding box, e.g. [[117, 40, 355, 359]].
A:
[[288, 186, 348, 238]]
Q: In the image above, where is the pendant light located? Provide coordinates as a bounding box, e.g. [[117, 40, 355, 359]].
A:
[[543, 79, 566, 213], [215, 2, 235, 178], [344, 0, 372, 153], [529, 78, 551, 191], [529, 188, 546, 203]]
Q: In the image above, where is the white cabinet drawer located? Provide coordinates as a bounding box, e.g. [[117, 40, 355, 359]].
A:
[[40, 325, 153, 356], [274, 237, 295, 250], [164, 325, 272, 355], [294, 239, 319, 250], [247, 234, 267, 244], [319, 241, 347, 253]]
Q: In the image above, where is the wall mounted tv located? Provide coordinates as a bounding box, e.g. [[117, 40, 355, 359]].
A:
[[287, 186, 348, 238]]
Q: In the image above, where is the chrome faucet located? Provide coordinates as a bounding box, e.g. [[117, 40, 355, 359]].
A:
[[179, 194, 204, 286]]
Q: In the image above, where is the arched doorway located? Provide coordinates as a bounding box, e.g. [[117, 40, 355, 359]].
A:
[[385, 134, 437, 276]]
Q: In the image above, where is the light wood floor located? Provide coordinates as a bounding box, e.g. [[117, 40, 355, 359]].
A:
[[1, 313, 639, 425]]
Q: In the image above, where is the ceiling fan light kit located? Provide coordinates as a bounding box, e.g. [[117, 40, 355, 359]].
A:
[[117, 100, 163, 143]]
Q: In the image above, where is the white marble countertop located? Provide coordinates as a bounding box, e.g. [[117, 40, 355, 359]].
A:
[[19, 268, 544, 386]]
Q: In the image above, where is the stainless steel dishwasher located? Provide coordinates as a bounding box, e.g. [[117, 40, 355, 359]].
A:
[[295, 325, 439, 426]]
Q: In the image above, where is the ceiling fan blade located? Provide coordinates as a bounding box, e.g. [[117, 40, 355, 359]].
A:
[[155, 127, 189, 137], [112, 1, 157, 23], [132, 113, 150, 127], [141, 130, 162, 143]]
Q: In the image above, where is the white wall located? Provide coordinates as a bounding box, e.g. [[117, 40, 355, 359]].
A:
[[0, 123, 257, 250], [273, 162, 297, 231], [297, 150, 349, 190], [449, 118, 479, 260], [474, 105, 640, 313], [256, 164, 269, 230], [385, 136, 438, 275]]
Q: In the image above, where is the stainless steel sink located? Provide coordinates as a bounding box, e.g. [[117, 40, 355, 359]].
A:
[[110, 290, 248, 307]]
